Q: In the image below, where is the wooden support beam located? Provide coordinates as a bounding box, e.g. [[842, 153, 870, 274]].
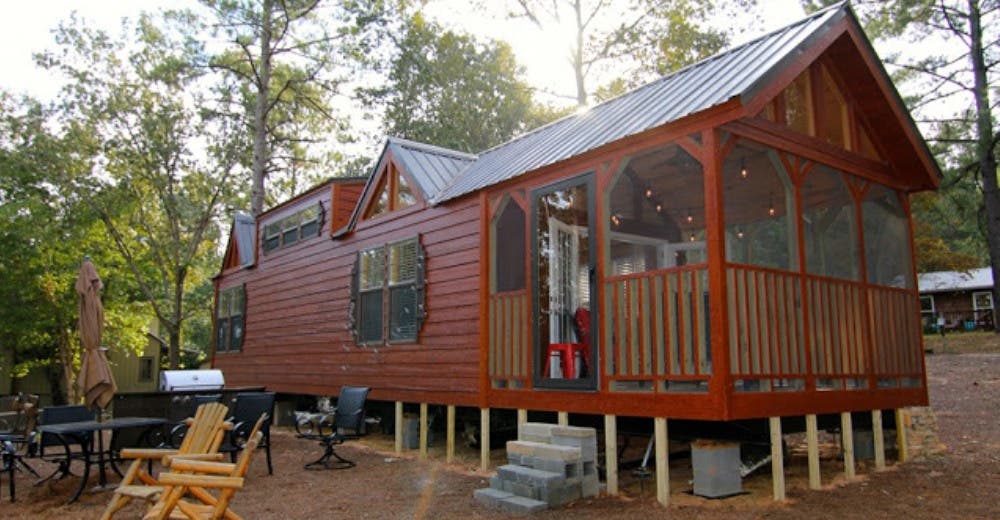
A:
[[841, 411, 855, 479], [770, 416, 786, 501], [446, 405, 456, 464], [872, 409, 886, 471], [558, 411, 569, 426], [480, 408, 490, 472], [394, 401, 404, 454], [895, 408, 909, 463], [806, 414, 821, 490], [604, 414, 618, 496], [654, 417, 669, 506], [419, 402, 428, 460], [517, 408, 528, 426]]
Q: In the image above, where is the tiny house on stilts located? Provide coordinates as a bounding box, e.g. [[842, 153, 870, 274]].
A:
[[212, 3, 938, 502]]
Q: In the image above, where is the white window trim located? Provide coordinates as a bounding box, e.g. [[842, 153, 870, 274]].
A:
[[972, 290, 993, 311], [919, 294, 935, 314]]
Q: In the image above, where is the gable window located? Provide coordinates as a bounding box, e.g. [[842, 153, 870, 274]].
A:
[[350, 237, 426, 344], [262, 202, 325, 253], [215, 285, 246, 353], [364, 165, 418, 220]]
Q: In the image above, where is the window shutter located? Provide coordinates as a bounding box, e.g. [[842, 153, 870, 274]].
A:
[[415, 238, 427, 328], [349, 253, 360, 343], [233, 284, 246, 350], [316, 201, 326, 237]]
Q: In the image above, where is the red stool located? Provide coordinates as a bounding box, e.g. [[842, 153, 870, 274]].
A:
[[544, 343, 589, 379]]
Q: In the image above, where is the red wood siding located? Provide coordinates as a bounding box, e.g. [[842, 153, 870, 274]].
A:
[[213, 195, 482, 406]]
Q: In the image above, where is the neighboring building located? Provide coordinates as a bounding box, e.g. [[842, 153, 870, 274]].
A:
[[213, 3, 938, 427], [917, 267, 994, 332]]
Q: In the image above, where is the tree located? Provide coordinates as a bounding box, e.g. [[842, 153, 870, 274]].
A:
[[0, 94, 150, 402], [806, 1, 999, 328], [508, 0, 758, 105], [38, 11, 237, 369], [203, 0, 386, 215], [361, 13, 537, 153]]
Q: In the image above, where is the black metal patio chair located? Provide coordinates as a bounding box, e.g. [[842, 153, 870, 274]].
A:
[[33, 404, 97, 485], [304, 386, 370, 470], [0, 394, 41, 501], [219, 391, 275, 475]]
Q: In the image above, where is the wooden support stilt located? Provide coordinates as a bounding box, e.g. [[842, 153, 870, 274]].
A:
[[446, 405, 456, 464], [419, 403, 428, 459], [394, 401, 404, 454], [517, 408, 527, 426], [872, 409, 885, 471], [604, 414, 618, 496], [769, 416, 785, 501], [654, 417, 669, 506], [806, 414, 820, 490], [480, 408, 490, 472], [841, 411, 855, 479], [895, 408, 908, 463], [557, 411, 568, 426]]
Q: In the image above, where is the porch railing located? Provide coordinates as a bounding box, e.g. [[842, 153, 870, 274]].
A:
[[488, 290, 529, 388], [602, 266, 711, 391]]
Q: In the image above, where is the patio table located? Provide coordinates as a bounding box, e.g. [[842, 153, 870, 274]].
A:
[[37, 416, 166, 503]]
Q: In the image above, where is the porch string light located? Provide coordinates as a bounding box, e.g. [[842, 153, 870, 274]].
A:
[[768, 193, 776, 217], [740, 158, 748, 179]]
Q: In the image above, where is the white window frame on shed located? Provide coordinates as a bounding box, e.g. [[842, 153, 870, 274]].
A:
[[972, 290, 993, 311]]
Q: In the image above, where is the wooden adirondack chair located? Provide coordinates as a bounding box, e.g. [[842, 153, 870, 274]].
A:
[[144, 415, 267, 520], [101, 402, 232, 520]]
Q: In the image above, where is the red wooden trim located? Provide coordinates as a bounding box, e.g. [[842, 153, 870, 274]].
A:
[[478, 190, 490, 407], [595, 159, 613, 392], [724, 119, 897, 188], [901, 194, 929, 391], [604, 263, 708, 283], [703, 128, 731, 412]]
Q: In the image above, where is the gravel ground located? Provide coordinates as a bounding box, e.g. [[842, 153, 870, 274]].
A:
[[3, 353, 997, 519]]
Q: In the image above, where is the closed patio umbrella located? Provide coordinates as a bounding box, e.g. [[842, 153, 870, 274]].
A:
[[75, 259, 117, 410]]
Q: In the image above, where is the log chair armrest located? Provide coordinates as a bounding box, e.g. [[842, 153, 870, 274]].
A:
[[158, 473, 245, 489], [120, 448, 178, 460], [168, 458, 237, 475], [162, 453, 225, 465]]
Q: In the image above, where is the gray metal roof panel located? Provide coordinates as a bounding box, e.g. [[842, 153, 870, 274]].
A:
[[431, 3, 846, 203], [386, 137, 476, 198]]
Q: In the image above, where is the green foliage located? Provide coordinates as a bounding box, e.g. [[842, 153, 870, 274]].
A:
[[361, 12, 536, 152]]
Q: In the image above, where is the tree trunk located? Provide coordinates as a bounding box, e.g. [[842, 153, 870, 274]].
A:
[[57, 322, 78, 404], [168, 267, 187, 369], [572, 0, 587, 106], [966, 1, 1000, 332], [250, 0, 274, 216]]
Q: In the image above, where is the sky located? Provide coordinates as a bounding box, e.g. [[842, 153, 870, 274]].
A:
[[0, 0, 807, 106]]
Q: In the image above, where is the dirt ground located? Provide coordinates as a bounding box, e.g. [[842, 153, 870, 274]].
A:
[[3, 352, 997, 519]]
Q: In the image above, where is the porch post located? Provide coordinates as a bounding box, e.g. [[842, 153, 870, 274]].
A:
[[446, 405, 456, 463], [557, 411, 569, 425], [841, 411, 856, 478], [702, 129, 731, 413], [604, 414, 618, 496], [872, 409, 886, 471], [480, 407, 490, 471], [654, 417, 669, 506], [770, 416, 785, 501], [394, 401, 404, 454], [806, 414, 820, 489], [419, 402, 429, 459], [895, 408, 909, 463], [517, 408, 528, 425]]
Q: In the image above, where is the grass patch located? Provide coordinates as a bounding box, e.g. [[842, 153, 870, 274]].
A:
[[922, 330, 1000, 354]]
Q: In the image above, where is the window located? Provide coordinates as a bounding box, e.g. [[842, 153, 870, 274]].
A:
[[723, 140, 798, 271], [350, 237, 426, 344], [973, 291, 993, 311], [139, 356, 154, 382], [262, 202, 325, 253], [862, 184, 912, 288], [364, 166, 418, 220], [919, 295, 935, 314], [492, 198, 526, 293], [215, 285, 246, 352], [606, 142, 706, 276]]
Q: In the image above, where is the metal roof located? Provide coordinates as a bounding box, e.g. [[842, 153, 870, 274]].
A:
[[233, 214, 256, 268], [430, 2, 848, 204], [387, 137, 477, 198], [918, 267, 993, 293]]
